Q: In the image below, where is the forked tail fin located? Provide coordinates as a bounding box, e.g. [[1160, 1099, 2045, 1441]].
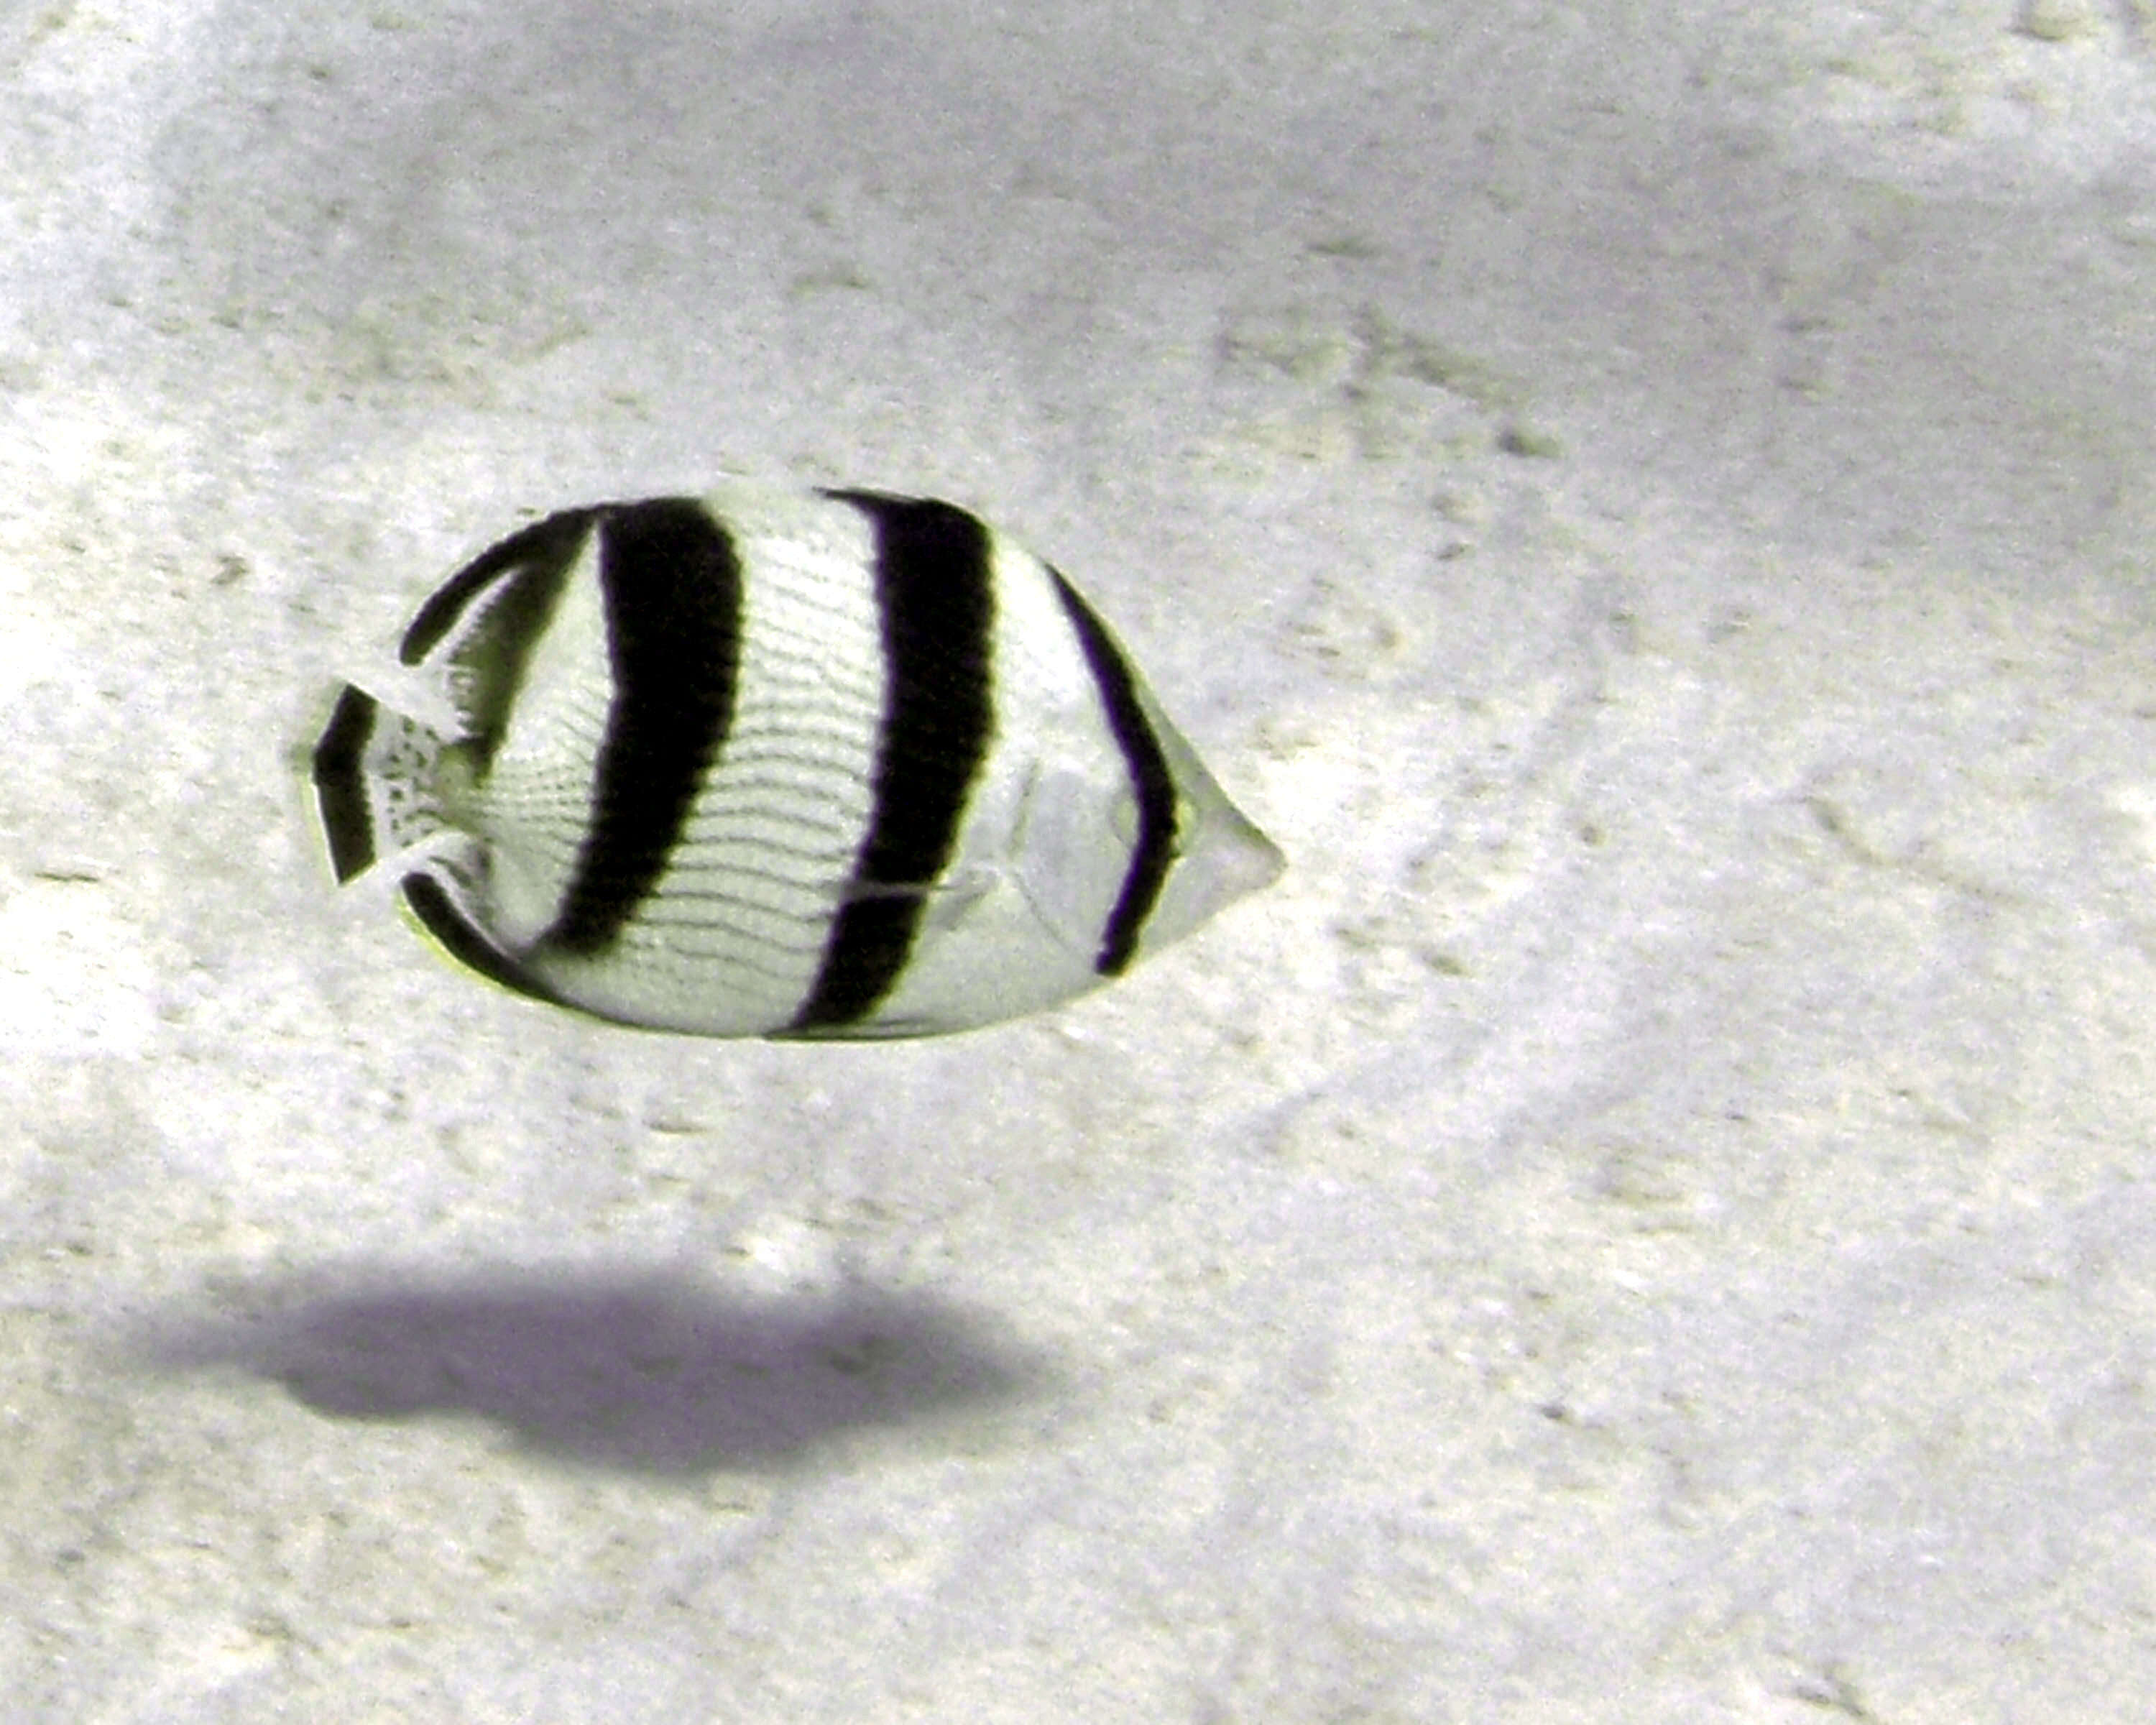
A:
[[310, 685, 460, 883]]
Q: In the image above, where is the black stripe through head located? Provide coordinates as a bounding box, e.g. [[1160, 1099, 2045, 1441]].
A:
[[1046, 569, 1177, 976], [538, 498, 745, 957], [791, 492, 996, 1031]]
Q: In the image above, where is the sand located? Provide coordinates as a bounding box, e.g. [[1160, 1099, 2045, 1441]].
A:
[[4, 2, 2155, 1718]]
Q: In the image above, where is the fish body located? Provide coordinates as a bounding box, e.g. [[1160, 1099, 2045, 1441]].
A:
[[312, 483, 1281, 1039]]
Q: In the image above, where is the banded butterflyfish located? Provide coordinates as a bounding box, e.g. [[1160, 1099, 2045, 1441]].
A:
[[310, 484, 1282, 1039]]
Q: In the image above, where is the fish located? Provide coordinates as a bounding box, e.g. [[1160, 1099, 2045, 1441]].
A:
[[310, 482, 1283, 1039]]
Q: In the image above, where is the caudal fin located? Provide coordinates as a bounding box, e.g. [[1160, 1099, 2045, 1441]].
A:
[[310, 684, 460, 883]]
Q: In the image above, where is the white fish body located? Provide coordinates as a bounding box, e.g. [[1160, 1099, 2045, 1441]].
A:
[[312, 482, 1282, 1039]]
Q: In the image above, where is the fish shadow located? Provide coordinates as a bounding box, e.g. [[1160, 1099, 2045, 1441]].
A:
[[129, 1265, 1045, 1477]]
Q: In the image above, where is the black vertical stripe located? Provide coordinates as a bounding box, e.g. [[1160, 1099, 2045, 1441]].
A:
[[401, 507, 600, 666], [402, 509, 600, 784], [791, 492, 997, 1030], [1046, 569, 1178, 976], [312, 684, 382, 883], [538, 498, 745, 957], [405, 872, 581, 1011]]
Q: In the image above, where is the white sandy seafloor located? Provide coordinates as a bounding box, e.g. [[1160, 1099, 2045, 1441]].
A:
[[4, 0, 2156, 1719]]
